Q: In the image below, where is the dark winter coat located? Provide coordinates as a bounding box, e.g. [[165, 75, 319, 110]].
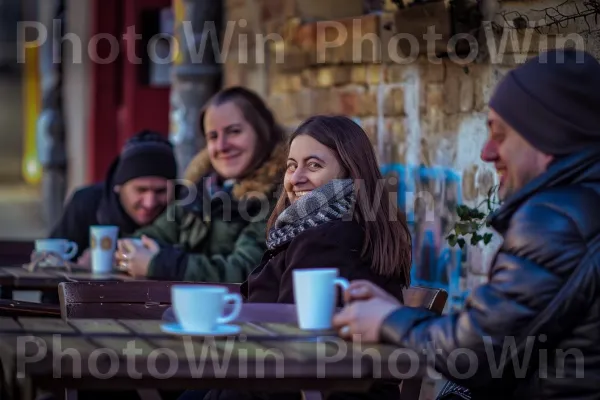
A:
[[204, 219, 409, 400], [242, 219, 405, 304], [49, 159, 148, 260], [132, 143, 287, 283], [380, 148, 600, 399]]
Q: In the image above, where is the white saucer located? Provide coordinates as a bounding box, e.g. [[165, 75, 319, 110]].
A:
[[160, 323, 241, 337]]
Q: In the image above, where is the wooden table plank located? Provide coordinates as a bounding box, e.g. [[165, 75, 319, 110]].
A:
[[118, 319, 165, 336], [257, 322, 337, 337], [147, 337, 222, 359], [0, 317, 23, 332], [18, 318, 75, 333], [68, 319, 131, 335]]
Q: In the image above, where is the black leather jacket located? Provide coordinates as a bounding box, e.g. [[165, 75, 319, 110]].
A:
[[380, 148, 600, 400]]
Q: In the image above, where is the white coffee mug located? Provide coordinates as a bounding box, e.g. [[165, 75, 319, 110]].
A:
[[293, 268, 350, 330], [35, 239, 78, 260], [172, 285, 242, 333], [90, 225, 119, 274]]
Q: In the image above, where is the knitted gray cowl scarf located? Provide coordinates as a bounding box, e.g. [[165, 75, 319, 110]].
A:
[[266, 179, 355, 250]]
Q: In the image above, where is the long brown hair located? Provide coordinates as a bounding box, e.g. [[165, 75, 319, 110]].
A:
[[267, 115, 412, 282]]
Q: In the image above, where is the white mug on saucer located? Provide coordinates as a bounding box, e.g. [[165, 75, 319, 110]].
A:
[[172, 285, 242, 333], [293, 268, 350, 330], [89, 225, 119, 274], [35, 238, 78, 260]]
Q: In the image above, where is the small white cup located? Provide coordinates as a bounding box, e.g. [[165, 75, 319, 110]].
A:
[[90, 225, 119, 274], [172, 285, 242, 333], [293, 268, 350, 330], [35, 239, 78, 260]]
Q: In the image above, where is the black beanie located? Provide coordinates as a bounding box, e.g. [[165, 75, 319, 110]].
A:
[[112, 130, 177, 185], [489, 49, 600, 156]]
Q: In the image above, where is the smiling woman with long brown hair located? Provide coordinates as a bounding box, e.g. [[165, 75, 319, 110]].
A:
[[243, 114, 413, 304]]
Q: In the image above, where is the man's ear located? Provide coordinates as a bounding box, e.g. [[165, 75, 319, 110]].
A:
[[541, 153, 554, 170], [113, 185, 121, 194]]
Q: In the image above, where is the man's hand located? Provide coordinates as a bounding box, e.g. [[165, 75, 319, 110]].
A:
[[332, 280, 402, 342], [115, 235, 159, 278], [76, 249, 92, 267]]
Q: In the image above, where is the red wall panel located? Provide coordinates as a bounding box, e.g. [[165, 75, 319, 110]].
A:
[[88, 0, 171, 183]]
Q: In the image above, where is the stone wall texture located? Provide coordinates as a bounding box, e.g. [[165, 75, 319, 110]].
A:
[[220, 1, 600, 395]]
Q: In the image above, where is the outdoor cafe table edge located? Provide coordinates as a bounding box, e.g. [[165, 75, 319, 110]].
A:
[[0, 266, 135, 298], [0, 317, 427, 399]]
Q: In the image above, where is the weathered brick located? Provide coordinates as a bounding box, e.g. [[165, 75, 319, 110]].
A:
[[270, 73, 289, 93], [301, 68, 318, 87], [426, 83, 444, 110], [364, 88, 378, 116], [350, 64, 368, 84], [260, 0, 295, 28], [459, 69, 475, 112], [443, 65, 461, 114], [385, 118, 406, 142], [336, 88, 362, 116], [268, 93, 296, 122], [295, 89, 315, 119], [288, 74, 303, 91], [351, 14, 382, 63], [383, 87, 405, 116], [426, 106, 445, 135], [224, 57, 246, 88], [366, 64, 383, 85], [314, 89, 340, 114], [385, 64, 404, 83], [359, 117, 378, 145], [461, 165, 478, 202], [279, 46, 311, 72], [295, 0, 364, 21], [332, 86, 378, 117], [333, 66, 353, 86], [424, 60, 446, 83], [316, 67, 334, 87]]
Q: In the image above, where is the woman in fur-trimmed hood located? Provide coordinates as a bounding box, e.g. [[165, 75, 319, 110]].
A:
[[115, 87, 288, 283]]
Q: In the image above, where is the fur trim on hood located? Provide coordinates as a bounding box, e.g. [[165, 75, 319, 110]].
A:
[[183, 142, 288, 200]]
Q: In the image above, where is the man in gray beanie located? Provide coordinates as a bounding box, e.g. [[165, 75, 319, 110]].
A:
[[330, 48, 600, 400]]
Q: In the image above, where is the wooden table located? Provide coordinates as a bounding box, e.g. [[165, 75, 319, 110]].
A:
[[0, 266, 133, 299], [0, 317, 427, 400]]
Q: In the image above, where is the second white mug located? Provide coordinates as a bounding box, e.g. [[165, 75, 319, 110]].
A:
[[293, 268, 349, 330]]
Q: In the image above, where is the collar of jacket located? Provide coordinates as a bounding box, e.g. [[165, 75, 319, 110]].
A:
[[488, 146, 600, 234], [181, 142, 287, 213]]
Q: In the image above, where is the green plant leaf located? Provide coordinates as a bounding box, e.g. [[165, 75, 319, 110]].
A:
[[447, 234, 457, 247], [483, 232, 493, 244], [457, 238, 466, 248], [470, 233, 482, 245], [454, 222, 471, 235], [456, 205, 471, 220]]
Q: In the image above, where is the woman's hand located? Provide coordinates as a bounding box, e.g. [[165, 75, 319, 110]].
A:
[[333, 280, 402, 342], [115, 235, 159, 278]]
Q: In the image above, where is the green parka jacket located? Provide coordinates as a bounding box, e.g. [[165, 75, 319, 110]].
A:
[[133, 143, 286, 283]]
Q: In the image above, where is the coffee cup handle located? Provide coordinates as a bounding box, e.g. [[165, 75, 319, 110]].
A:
[[217, 293, 242, 324], [64, 242, 79, 260], [334, 277, 350, 303]]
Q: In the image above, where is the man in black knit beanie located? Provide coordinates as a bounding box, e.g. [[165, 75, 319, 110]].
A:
[[49, 130, 178, 264], [332, 49, 600, 400]]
